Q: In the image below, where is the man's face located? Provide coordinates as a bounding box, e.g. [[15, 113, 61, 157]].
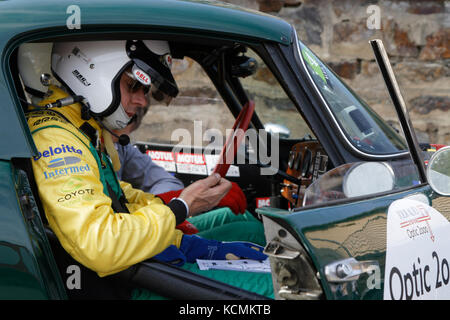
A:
[[119, 70, 150, 119]]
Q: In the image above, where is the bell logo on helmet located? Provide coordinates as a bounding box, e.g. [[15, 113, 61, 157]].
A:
[[72, 69, 91, 87], [163, 54, 172, 69], [133, 69, 151, 86]]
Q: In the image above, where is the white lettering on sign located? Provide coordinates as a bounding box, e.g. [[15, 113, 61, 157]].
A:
[[147, 150, 176, 172], [384, 199, 450, 300], [256, 197, 271, 208], [175, 153, 207, 175], [176, 153, 206, 165], [148, 150, 174, 161]]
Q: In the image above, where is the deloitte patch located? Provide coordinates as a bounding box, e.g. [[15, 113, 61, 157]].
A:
[[33, 145, 82, 161]]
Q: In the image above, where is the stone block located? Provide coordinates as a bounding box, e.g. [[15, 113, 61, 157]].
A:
[[410, 95, 450, 114], [407, 1, 445, 15], [395, 60, 448, 82], [419, 29, 450, 60], [328, 60, 361, 79], [258, 0, 284, 13], [383, 18, 419, 57]]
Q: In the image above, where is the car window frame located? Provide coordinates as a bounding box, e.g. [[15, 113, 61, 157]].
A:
[[292, 32, 411, 161]]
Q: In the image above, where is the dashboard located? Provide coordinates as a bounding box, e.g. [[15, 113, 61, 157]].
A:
[[281, 141, 329, 208]]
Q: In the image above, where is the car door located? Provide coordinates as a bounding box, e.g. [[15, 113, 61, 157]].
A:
[[257, 39, 450, 300], [259, 182, 449, 300]]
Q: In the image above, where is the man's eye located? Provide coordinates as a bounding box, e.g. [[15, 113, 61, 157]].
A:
[[127, 80, 139, 91]]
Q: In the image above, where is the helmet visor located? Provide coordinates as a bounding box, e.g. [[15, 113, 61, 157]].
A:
[[126, 40, 179, 105]]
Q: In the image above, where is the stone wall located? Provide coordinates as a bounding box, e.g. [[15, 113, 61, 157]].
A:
[[224, 0, 450, 144]]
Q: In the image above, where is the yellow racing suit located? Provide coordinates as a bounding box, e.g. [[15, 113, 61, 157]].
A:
[[27, 86, 183, 277]]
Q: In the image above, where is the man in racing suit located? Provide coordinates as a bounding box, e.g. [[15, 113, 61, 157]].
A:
[[112, 105, 265, 243], [24, 40, 271, 299]]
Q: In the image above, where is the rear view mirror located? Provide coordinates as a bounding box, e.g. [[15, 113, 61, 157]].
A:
[[427, 146, 450, 196], [343, 162, 395, 198]]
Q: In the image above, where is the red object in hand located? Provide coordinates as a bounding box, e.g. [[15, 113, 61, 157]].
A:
[[176, 220, 199, 234], [217, 182, 247, 215], [213, 101, 255, 178], [156, 182, 247, 215]]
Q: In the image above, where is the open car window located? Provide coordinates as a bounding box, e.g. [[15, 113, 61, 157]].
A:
[[130, 57, 235, 148], [240, 48, 315, 140]]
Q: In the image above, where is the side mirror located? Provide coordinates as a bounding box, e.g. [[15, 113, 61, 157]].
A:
[[343, 162, 395, 198], [427, 146, 450, 196], [264, 123, 290, 139]]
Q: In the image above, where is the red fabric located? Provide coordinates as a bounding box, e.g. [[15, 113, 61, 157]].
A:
[[156, 182, 247, 215], [217, 182, 247, 215], [157, 189, 182, 204], [430, 144, 447, 151], [175, 220, 199, 234]]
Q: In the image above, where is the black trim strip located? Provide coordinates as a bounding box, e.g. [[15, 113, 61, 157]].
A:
[[370, 40, 427, 183]]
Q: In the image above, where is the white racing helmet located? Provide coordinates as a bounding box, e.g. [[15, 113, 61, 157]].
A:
[[51, 40, 178, 130]]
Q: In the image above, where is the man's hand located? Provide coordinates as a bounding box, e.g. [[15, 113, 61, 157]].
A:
[[179, 173, 231, 216]]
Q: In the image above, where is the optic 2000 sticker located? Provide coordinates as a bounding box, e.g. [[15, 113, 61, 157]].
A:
[[384, 199, 450, 300]]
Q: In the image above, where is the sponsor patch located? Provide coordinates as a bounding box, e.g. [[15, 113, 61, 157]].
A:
[[32, 116, 67, 127], [43, 163, 91, 180], [60, 177, 84, 193], [58, 188, 94, 203], [48, 156, 81, 168], [33, 145, 82, 161]]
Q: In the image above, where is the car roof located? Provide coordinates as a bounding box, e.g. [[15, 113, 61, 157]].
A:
[[0, 0, 293, 160], [0, 0, 292, 44]]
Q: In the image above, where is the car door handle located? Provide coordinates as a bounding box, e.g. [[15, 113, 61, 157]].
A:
[[324, 258, 379, 283]]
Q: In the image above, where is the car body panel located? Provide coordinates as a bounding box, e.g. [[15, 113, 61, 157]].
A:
[[0, 160, 66, 299]]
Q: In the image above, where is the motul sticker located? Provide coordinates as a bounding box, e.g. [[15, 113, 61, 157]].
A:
[[147, 150, 176, 172], [175, 153, 207, 175], [204, 154, 240, 177], [384, 199, 450, 300], [256, 197, 271, 208]]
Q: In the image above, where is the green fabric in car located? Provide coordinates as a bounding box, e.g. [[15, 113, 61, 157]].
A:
[[131, 207, 273, 299]]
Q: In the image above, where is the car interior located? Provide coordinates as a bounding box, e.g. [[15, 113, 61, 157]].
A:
[[7, 35, 335, 299]]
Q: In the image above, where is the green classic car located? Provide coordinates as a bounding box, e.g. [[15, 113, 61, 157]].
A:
[[1, 0, 449, 300]]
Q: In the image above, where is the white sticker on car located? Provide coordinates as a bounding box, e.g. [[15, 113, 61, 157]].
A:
[[147, 150, 176, 172], [175, 152, 207, 175], [384, 198, 450, 300], [204, 154, 240, 177]]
